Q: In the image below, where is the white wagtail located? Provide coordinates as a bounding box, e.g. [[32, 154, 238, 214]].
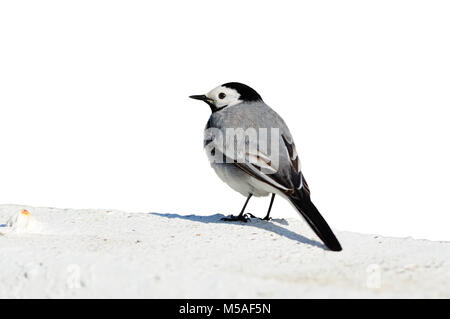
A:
[[190, 82, 342, 251]]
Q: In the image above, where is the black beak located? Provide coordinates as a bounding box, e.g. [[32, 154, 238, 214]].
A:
[[189, 94, 216, 112], [189, 94, 209, 101]]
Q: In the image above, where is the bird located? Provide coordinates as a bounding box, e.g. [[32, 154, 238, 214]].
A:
[[189, 82, 342, 251]]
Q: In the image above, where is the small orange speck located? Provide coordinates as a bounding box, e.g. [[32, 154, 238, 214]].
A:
[[21, 209, 31, 216]]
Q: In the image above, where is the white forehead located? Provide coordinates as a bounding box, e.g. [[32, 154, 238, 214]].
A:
[[206, 86, 240, 99]]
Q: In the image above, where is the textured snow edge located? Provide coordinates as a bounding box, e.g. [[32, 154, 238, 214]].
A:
[[0, 204, 449, 298]]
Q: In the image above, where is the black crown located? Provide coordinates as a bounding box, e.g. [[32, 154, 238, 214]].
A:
[[222, 82, 263, 102]]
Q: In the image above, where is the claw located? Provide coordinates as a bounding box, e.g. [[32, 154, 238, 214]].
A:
[[221, 213, 254, 222]]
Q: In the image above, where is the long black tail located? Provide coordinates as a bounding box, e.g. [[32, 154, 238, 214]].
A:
[[288, 188, 342, 251]]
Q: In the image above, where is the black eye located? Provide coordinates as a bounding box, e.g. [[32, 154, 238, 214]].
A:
[[218, 92, 226, 99]]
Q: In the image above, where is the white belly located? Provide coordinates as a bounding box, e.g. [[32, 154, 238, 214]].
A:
[[210, 163, 275, 197]]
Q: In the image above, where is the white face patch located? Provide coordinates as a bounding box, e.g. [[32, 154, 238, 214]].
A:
[[206, 86, 242, 109]]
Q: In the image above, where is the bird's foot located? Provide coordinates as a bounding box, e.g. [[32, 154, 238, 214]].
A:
[[221, 213, 254, 222], [262, 216, 272, 221]]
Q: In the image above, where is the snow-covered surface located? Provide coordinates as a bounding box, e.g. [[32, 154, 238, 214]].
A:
[[0, 204, 449, 298]]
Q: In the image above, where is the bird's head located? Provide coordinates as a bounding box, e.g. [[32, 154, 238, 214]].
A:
[[189, 82, 263, 113]]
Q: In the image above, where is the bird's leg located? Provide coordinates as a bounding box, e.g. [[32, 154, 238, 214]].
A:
[[221, 194, 253, 222], [262, 193, 276, 221]]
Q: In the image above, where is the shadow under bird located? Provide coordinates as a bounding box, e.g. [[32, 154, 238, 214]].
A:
[[189, 82, 342, 251]]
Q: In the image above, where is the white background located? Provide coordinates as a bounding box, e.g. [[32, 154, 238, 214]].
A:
[[1, 1, 449, 241]]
